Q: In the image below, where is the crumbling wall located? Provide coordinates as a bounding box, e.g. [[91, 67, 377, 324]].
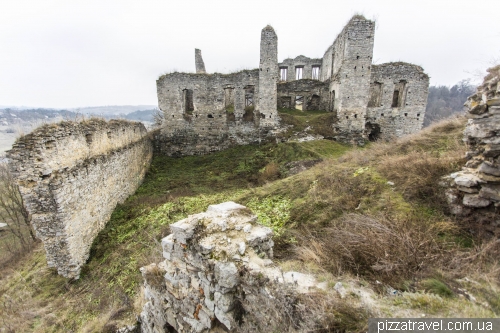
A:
[[277, 79, 328, 110], [257, 26, 280, 128], [140, 202, 323, 333], [155, 25, 281, 156], [366, 62, 429, 140], [155, 70, 277, 156], [321, 16, 376, 144], [278, 55, 322, 82], [195, 49, 206, 74], [444, 66, 500, 234], [156, 16, 428, 150], [7, 119, 153, 278]]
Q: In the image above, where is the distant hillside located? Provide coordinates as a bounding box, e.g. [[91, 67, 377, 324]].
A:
[[423, 79, 475, 126], [69, 105, 156, 117], [122, 109, 155, 123]]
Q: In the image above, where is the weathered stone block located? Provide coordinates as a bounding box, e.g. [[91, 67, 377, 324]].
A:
[[479, 185, 500, 202], [463, 194, 491, 207], [170, 218, 199, 244], [214, 262, 239, 289], [479, 162, 500, 176]]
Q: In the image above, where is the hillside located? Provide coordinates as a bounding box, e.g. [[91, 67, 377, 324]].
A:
[[1, 113, 499, 332]]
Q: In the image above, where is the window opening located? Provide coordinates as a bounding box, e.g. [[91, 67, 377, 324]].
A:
[[391, 90, 400, 108], [244, 85, 254, 108], [392, 80, 407, 108], [367, 82, 383, 107], [280, 96, 291, 109], [329, 90, 336, 112], [295, 95, 304, 110], [280, 67, 288, 81], [312, 66, 320, 80], [183, 89, 194, 113], [224, 87, 234, 113], [295, 66, 303, 80]]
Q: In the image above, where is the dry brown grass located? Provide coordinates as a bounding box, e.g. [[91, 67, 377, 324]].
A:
[[296, 291, 371, 333], [259, 162, 280, 183], [291, 117, 471, 288], [295, 214, 458, 286]]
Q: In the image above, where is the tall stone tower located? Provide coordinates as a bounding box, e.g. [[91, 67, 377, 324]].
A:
[[258, 25, 279, 127], [195, 48, 206, 74]]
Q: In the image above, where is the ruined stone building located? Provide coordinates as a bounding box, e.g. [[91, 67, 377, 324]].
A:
[[156, 15, 429, 153]]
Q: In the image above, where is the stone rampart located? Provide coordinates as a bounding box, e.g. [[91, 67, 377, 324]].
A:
[[140, 202, 323, 333], [7, 119, 153, 278], [444, 66, 500, 233]]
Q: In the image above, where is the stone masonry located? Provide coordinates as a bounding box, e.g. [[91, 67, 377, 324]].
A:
[[140, 202, 324, 333], [156, 15, 429, 153], [195, 49, 206, 74], [444, 66, 500, 232], [7, 119, 153, 279]]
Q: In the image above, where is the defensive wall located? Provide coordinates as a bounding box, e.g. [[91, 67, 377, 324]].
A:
[[7, 119, 152, 278]]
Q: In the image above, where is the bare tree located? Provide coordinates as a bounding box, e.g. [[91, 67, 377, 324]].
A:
[[152, 107, 164, 128], [0, 163, 35, 253]]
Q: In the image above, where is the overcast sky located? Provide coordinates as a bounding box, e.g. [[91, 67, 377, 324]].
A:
[[1, 0, 499, 109]]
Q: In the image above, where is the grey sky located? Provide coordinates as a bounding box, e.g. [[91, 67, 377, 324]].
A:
[[1, 0, 498, 108]]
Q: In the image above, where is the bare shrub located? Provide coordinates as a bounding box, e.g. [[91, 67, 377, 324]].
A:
[[152, 107, 164, 127], [295, 213, 457, 285], [0, 163, 36, 263], [259, 162, 280, 183]]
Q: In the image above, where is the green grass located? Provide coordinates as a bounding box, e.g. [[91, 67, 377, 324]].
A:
[[420, 278, 454, 298], [278, 109, 337, 139]]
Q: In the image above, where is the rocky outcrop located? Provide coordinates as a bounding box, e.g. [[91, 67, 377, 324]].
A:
[[444, 66, 500, 226], [139, 202, 324, 333]]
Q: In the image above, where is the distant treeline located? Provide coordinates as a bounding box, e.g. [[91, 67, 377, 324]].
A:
[[423, 80, 476, 127]]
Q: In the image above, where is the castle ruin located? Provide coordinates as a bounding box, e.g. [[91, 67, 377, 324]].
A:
[[155, 15, 429, 154]]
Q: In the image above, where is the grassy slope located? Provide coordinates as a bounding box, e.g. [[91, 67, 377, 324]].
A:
[[1, 114, 499, 332]]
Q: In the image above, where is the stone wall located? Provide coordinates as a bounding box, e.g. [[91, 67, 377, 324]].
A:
[[257, 25, 279, 128], [155, 26, 281, 156], [366, 63, 429, 140], [321, 16, 376, 144], [7, 119, 153, 278], [195, 49, 206, 74], [278, 55, 322, 82], [444, 66, 500, 234], [155, 70, 277, 156], [140, 202, 324, 333], [277, 79, 328, 111]]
